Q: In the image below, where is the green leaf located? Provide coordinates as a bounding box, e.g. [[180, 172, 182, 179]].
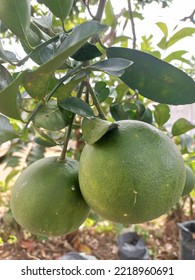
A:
[[167, 27, 195, 48], [23, 21, 107, 99], [115, 83, 129, 103], [105, 0, 116, 27], [156, 22, 168, 50], [20, 22, 55, 65], [95, 81, 110, 103], [0, 40, 19, 64], [54, 71, 86, 100], [0, 115, 20, 144], [164, 50, 189, 64], [154, 104, 170, 127], [26, 145, 45, 166], [82, 117, 118, 144], [38, 0, 74, 22], [110, 103, 128, 121], [0, 64, 13, 90], [33, 126, 57, 147], [107, 47, 195, 105], [71, 42, 102, 61], [172, 118, 195, 136], [0, 0, 30, 39], [5, 169, 20, 186], [87, 58, 133, 77], [59, 97, 94, 118], [33, 100, 66, 131], [156, 22, 168, 38], [33, 12, 53, 30], [140, 108, 153, 124], [0, 67, 23, 120]]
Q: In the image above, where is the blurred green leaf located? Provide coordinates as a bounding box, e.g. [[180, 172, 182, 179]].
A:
[[23, 21, 107, 99], [33, 126, 57, 147], [87, 58, 133, 77], [71, 42, 102, 61], [107, 47, 195, 105], [105, 0, 116, 27], [0, 40, 19, 64], [95, 81, 110, 103], [156, 22, 168, 38], [110, 103, 128, 121], [33, 100, 66, 131], [26, 145, 45, 166], [0, 0, 30, 39], [38, 0, 74, 22], [0, 67, 23, 120], [156, 22, 168, 50], [167, 27, 195, 48], [59, 97, 94, 118], [82, 117, 118, 144], [0, 115, 20, 144], [140, 108, 153, 124], [33, 12, 53, 30], [54, 71, 85, 100], [164, 50, 189, 64], [172, 118, 195, 136], [154, 104, 170, 127]]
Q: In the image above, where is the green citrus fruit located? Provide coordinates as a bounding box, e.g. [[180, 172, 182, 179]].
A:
[[79, 120, 185, 224], [10, 157, 90, 236], [181, 165, 195, 196]]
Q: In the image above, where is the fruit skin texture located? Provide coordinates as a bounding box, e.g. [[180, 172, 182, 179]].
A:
[[181, 165, 195, 196], [79, 120, 185, 224], [11, 157, 90, 237]]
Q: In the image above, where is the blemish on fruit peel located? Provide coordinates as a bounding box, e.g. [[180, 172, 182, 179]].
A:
[[133, 190, 138, 204], [21, 181, 28, 188]]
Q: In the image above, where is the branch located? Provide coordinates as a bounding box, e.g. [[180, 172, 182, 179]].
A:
[[94, 0, 107, 22], [181, 9, 195, 24], [127, 0, 137, 49], [86, 81, 107, 120]]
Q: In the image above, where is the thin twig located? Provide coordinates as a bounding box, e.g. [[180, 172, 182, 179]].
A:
[[58, 82, 86, 162], [91, 0, 107, 44], [181, 9, 195, 24], [86, 81, 107, 120], [22, 63, 84, 136], [94, 0, 107, 21], [127, 0, 137, 49]]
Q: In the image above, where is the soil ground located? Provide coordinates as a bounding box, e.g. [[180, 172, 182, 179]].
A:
[[0, 204, 195, 260]]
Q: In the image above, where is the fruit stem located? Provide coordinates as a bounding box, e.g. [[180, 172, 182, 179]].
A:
[[58, 82, 86, 162], [58, 117, 74, 163], [86, 81, 107, 120]]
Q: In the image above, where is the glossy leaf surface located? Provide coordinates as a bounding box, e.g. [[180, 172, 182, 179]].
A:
[[107, 47, 195, 105]]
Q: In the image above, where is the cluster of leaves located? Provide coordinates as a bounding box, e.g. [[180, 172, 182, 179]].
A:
[[0, 0, 195, 205]]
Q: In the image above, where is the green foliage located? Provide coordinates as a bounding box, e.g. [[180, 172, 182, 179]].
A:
[[0, 0, 195, 227], [37, 0, 74, 23], [0, 0, 30, 39], [107, 47, 195, 105], [0, 115, 20, 144], [157, 22, 195, 50], [154, 104, 170, 127], [82, 117, 118, 145], [172, 118, 195, 136], [59, 97, 94, 118]]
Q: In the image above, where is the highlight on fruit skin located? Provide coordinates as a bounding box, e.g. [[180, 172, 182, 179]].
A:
[[181, 165, 195, 196], [10, 156, 90, 237], [79, 120, 186, 225]]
